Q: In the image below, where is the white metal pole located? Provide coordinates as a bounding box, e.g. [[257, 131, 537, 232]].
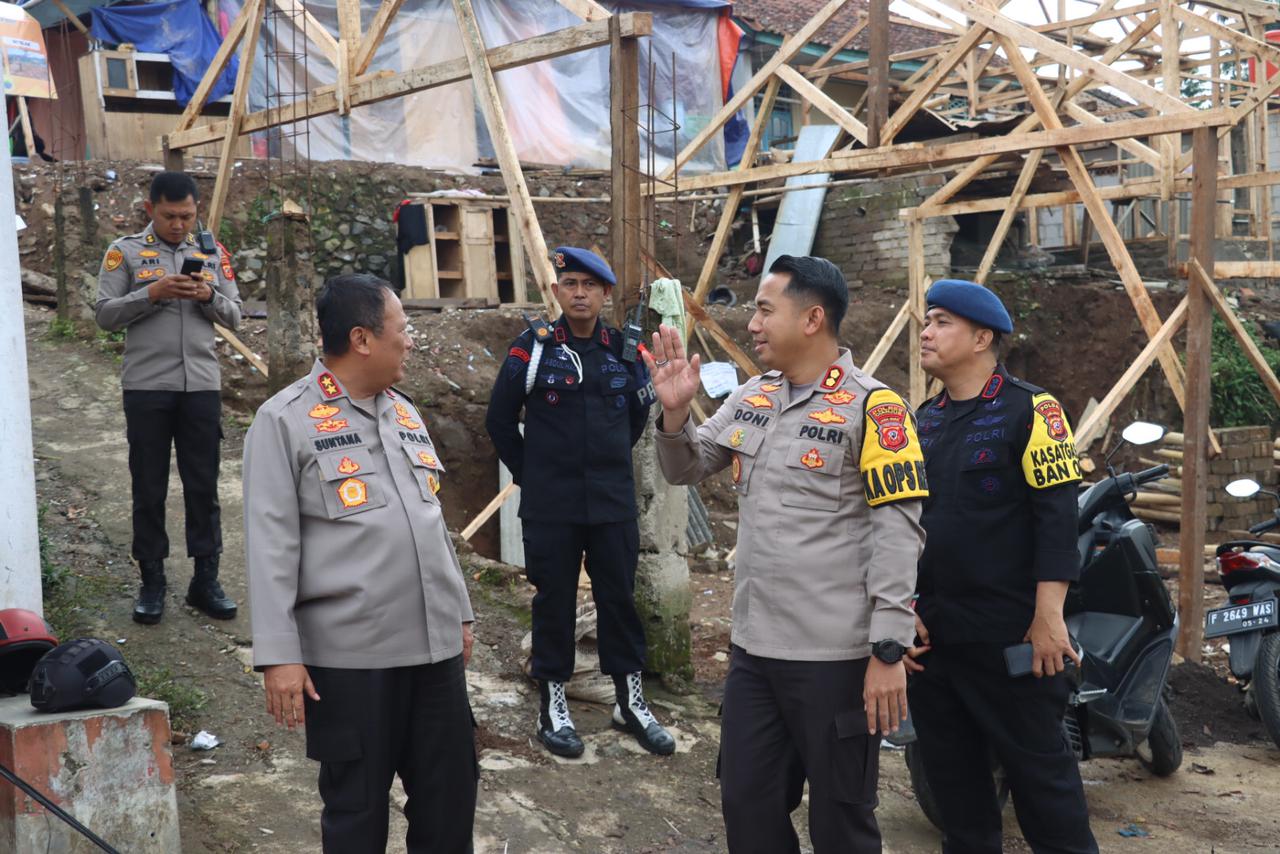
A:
[[0, 87, 44, 613]]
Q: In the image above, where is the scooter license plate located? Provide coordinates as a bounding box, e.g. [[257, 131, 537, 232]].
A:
[[1204, 597, 1278, 639]]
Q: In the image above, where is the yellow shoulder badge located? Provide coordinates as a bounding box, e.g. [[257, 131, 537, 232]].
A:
[[1021, 392, 1083, 489], [104, 247, 124, 272], [860, 388, 929, 507]]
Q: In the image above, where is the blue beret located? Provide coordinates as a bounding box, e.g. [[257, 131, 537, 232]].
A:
[[552, 246, 615, 287], [926, 279, 1013, 334]]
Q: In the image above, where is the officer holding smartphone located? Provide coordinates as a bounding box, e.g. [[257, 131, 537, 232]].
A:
[[906, 280, 1098, 854], [95, 171, 241, 626]]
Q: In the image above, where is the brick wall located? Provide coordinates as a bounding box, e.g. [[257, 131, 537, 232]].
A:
[[1205, 426, 1278, 532], [811, 174, 958, 290]]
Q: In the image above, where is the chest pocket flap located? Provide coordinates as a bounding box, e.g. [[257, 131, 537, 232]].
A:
[[402, 442, 446, 473], [782, 439, 846, 511], [316, 447, 387, 518], [714, 424, 766, 457]]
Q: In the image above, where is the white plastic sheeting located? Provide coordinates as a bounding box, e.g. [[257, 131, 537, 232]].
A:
[[217, 0, 726, 173]]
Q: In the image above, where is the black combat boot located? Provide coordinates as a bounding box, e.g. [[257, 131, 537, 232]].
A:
[[186, 555, 237, 620], [612, 672, 676, 756], [537, 680, 585, 758], [133, 560, 166, 625]]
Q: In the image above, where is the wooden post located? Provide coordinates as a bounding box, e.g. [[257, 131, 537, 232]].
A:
[[14, 97, 35, 159], [452, 0, 558, 314], [207, 0, 266, 236], [53, 191, 67, 322], [1178, 127, 1217, 662], [867, 0, 890, 147], [609, 15, 640, 325], [162, 137, 184, 173], [908, 216, 926, 405]]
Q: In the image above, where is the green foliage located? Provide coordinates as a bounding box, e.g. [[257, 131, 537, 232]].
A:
[[37, 504, 69, 593], [1182, 77, 1210, 110], [1210, 315, 1280, 428], [133, 665, 208, 731], [47, 318, 77, 340]]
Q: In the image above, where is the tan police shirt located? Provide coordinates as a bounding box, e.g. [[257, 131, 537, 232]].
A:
[[655, 348, 926, 661], [94, 223, 242, 391], [243, 360, 474, 670]]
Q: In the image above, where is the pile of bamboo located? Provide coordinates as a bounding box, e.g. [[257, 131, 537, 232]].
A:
[[1128, 430, 1184, 526]]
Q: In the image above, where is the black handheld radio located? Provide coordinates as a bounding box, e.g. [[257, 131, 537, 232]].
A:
[[621, 287, 647, 363]]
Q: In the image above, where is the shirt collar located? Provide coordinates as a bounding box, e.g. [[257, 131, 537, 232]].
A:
[[785, 347, 857, 408], [552, 315, 610, 349]]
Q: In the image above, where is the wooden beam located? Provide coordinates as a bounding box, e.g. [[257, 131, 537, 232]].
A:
[[175, 3, 252, 133], [689, 77, 781, 310], [682, 290, 760, 378], [1191, 259, 1280, 408], [937, 0, 1192, 115], [1177, 127, 1218, 663], [1213, 260, 1280, 277], [658, 0, 851, 182], [49, 0, 90, 36], [862, 301, 910, 375], [336, 0, 361, 46], [353, 0, 405, 76], [1074, 296, 1189, 447], [609, 16, 640, 322], [650, 108, 1232, 195], [915, 13, 1163, 213], [879, 25, 988, 146], [868, 0, 890, 146], [774, 65, 868, 145], [975, 149, 1044, 283], [216, 323, 270, 377], [208, 0, 266, 235], [167, 14, 651, 151], [461, 482, 518, 541], [1063, 101, 1162, 169], [15, 97, 35, 161], [908, 218, 926, 406], [997, 32, 1192, 424], [270, 0, 340, 67], [553, 0, 611, 20], [451, 0, 557, 314]]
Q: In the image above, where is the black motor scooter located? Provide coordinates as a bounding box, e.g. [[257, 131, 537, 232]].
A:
[[1209, 477, 1280, 750], [897, 422, 1183, 832]]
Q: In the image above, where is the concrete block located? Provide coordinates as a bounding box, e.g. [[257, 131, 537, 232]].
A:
[[0, 696, 179, 853]]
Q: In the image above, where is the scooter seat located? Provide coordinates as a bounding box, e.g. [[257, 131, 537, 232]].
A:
[[1066, 612, 1143, 664]]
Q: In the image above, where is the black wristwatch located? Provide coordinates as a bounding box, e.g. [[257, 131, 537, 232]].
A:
[[871, 640, 906, 664]]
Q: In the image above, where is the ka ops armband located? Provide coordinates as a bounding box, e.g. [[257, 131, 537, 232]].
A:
[[1021, 392, 1083, 489], [860, 389, 929, 507]]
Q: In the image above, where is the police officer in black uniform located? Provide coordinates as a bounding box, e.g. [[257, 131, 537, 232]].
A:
[[906, 279, 1099, 854], [485, 247, 674, 759]]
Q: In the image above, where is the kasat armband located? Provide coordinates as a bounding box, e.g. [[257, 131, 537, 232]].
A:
[[1021, 392, 1082, 489], [860, 389, 929, 507]]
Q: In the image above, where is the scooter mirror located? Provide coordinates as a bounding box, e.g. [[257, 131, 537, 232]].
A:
[[1225, 478, 1261, 499], [1120, 421, 1165, 447]]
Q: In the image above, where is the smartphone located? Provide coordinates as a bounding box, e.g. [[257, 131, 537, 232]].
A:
[[1004, 641, 1082, 678], [180, 257, 205, 278]]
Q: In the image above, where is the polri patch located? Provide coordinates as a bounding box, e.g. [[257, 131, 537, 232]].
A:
[[315, 418, 349, 434], [104, 248, 124, 272], [800, 447, 825, 470], [807, 407, 847, 425], [309, 403, 340, 419], [338, 477, 368, 508], [823, 389, 856, 406], [742, 394, 774, 410]]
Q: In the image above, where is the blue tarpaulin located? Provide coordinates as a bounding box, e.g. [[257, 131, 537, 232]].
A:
[[90, 0, 237, 107]]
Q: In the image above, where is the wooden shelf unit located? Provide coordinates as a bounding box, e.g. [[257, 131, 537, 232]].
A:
[[78, 48, 252, 160], [402, 196, 526, 303]]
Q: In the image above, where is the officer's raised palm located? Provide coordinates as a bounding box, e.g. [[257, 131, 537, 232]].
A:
[[643, 323, 701, 412]]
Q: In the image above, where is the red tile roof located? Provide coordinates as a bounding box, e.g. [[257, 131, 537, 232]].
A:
[[732, 0, 957, 56]]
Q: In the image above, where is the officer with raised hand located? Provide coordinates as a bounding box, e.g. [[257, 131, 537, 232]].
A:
[[906, 279, 1098, 854], [244, 274, 476, 853], [94, 171, 240, 625], [485, 247, 674, 759], [646, 255, 927, 853]]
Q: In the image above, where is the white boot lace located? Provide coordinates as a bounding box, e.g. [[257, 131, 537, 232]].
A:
[[547, 681, 574, 732]]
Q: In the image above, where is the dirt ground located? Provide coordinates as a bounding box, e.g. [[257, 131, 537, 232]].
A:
[[23, 301, 1280, 854]]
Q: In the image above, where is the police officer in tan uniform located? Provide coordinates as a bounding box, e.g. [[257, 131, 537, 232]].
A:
[[95, 171, 241, 625], [244, 274, 476, 853], [645, 255, 927, 853]]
